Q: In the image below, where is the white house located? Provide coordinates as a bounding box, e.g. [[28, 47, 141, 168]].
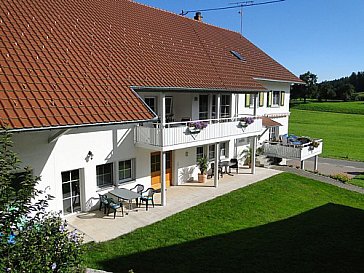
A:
[[0, 0, 311, 216]]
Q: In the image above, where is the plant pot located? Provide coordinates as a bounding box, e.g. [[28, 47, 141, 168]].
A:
[[198, 174, 207, 183]]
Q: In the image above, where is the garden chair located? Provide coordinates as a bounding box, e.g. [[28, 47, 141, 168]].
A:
[[207, 163, 223, 179], [229, 158, 239, 174], [130, 184, 144, 207], [140, 188, 155, 211], [98, 194, 109, 214], [106, 197, 124, 219]]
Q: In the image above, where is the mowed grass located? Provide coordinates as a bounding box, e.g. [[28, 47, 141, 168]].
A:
[[289, 109, 364, 161], [84, 173, 364, 273], [291, 101, 364, 115], [350, 174, 364, 188]]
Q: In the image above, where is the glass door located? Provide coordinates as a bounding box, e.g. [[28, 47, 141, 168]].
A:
[[61, 169, 81, 215]]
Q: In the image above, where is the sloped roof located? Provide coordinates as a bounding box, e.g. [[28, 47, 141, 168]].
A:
[[262, 116, 283, 128], [0, 0, 301, 130]]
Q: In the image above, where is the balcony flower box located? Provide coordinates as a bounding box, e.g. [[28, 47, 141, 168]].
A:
[[187, 121, 208, 134], [239, 117, 255, 128]]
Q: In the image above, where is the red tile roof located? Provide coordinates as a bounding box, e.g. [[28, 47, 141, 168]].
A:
[[0, 0, 301, 130]]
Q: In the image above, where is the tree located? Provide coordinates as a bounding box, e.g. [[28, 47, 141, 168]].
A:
[[337, 83, 355, 101], [0, 129, 84, 272], [299, 71, 318, 102], [318, 82, 335, 101]]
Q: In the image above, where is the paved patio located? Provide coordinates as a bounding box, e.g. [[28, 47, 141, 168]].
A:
[[67, 167, 282, 243]]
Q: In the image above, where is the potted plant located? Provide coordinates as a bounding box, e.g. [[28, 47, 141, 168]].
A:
[[243, 148, 252, 168], [197, 156, 208, 183]]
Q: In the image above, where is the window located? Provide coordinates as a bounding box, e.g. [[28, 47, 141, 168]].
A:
[[96, 163, 113, 188], [196, 146, 204, 162], [151, 153, 161, 173], [208, 144, 215, 160], [211, 95, 217, 119], [220, 142, 228, 158], [220, 95, 231, 118], [199, 95, 209, 120], [119, 159, 135, 183], [145, 97, 157, 113], [61, 169, 81, 215], [259, 92, 264, 107], [165, 97, 173, 116], [269, 126, 280, 141], [273, 91, 280, 106], [230, 50, 245, 61]]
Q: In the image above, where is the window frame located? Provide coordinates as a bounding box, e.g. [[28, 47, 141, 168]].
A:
[[118, 159, 135, 184], [196, 146, 204, 162], [144, 97, 157, 113], [199, 95, 209, 120], [208, 144, 215, 160], [272, 91, 280, 106], [96, 163, 113, 188], [220, 94, 231, 118]]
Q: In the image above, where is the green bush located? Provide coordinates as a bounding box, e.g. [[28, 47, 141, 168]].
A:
[[0, 130, 84, 272], [329, 173, 350, 183]]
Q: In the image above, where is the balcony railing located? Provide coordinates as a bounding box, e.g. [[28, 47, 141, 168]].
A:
[[135, 117, 262, 149], [262, 139, 323, 160]]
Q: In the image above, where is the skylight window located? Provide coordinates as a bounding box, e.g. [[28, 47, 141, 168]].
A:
[[230, 50, 245, 61]]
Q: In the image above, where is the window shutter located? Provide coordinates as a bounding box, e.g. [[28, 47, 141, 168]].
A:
[[267, 91, 272, 107], [259, 92, 264, 107], [245, 94, 250, 107], [280, 92, 285, 106]]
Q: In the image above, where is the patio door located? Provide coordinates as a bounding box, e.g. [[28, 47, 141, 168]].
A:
[[61, 169, 81, 215], [151, 151, 172, 189]]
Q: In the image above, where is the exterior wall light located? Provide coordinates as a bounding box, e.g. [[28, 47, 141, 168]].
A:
[[87, 151, 94, 160]]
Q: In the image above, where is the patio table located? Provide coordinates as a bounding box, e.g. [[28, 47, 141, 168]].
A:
[[109, 188, 141, 214], [219, 160, 234, 176]]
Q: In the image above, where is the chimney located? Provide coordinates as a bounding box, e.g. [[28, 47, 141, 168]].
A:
[[194, 12, 203, 21]]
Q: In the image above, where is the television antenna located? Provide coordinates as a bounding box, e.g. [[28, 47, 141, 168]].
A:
[[181, 0, 285, 35]]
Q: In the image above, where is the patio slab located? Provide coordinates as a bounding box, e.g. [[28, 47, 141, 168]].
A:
[[67, 167, 281, 243]]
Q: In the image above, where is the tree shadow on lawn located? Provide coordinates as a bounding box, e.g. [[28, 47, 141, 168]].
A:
[[98, 203, 364, 273]]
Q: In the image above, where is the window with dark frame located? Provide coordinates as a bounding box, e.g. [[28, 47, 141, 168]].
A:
[[209, 144, 215, 160], [118, 159, 134, 183], [196, 146, 204, 162], [199, 95, 209, 120], [220, 94, 231, 118], [96, 163, 113, 188], [145, 97, 157, 113]]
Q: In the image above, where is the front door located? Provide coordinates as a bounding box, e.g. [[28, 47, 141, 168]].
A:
[[151, 151, 172, 189], [61, 169, 81, 215]]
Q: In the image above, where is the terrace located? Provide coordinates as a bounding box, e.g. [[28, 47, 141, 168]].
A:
[[262, 134, 323, 170]]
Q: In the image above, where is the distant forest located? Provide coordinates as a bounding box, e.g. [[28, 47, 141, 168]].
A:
[[291, 71, 364, 102]]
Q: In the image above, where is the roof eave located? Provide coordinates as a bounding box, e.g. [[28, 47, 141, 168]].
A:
[[131, 85, 267, 93], [254, 77, 304, 85]]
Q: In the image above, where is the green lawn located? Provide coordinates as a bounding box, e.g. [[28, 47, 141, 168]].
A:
[[350, 174, 364, 188], [290, 101, 364, 115], [84, 173, 364, 273], [289, 109, 364, 161]]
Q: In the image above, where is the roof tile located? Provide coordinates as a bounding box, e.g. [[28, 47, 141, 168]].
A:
[[1, 0, 300, 130]]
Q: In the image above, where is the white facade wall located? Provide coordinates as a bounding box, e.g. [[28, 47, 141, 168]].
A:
[[11, 124, 152, 214], [10, 84, 292, 214]]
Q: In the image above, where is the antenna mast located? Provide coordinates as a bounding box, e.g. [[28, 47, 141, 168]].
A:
[[229, 1, 254, 35], [181, 0, 285, 36]]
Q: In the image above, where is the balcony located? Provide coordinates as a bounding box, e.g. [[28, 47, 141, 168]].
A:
[[262, 139, 323, 161], [135, 117, 262, 151]]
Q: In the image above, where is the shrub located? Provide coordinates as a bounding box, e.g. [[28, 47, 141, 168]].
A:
[[330, 173, 350, 183], [0, 129, 84, 272]]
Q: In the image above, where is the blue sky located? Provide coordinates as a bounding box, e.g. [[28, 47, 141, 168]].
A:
[[136, 0, 364, 82]]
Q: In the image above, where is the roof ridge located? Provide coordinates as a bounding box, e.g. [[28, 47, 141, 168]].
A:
[[132, 0, 243, 36]]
